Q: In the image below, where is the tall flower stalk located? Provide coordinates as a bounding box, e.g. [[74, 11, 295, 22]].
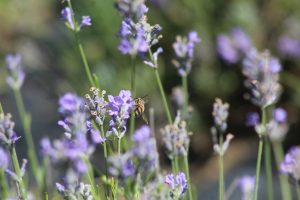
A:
[[62, 0, 95, 87], [242, 49, 282, 200], [211, 98, 234, 200], [4, 54, 42, 190]]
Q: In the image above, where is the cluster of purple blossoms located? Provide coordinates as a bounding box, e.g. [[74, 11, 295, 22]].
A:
[[0, 112, 20, 148], [116, 0, 162, 56], [108, 126, 159, 185], [56, 181, 93, 200], [61, 7, 92, 32], [238, 175, 255, 200], [172, 31, 201, 76], [242, 48, 282, 108], [132, 125, 159, 175], [280, 146, 300, 182], [161, 112, 191, 159], [41, 93, 95, 179], [5, 54, 25, 90], [165, 172, 188, 199], [217, 27, 252, 64], [107, 90, 132, 138], [277, 36, 300, 58], [245, 112, 260, 127], [212, 98, 229, 132]]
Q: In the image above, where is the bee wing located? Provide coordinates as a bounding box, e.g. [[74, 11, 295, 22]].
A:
[[142, 113, 149, 124], [141, 95, 150, 104]]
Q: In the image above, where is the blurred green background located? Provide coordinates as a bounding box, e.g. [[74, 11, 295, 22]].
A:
[[1, 0, 300, 198]]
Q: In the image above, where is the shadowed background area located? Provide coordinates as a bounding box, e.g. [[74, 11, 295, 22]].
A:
[[1, 0, 300, 199]]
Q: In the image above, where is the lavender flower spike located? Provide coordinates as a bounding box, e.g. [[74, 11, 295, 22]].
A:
[[80, 16, 92, 29], [172, 31, 200, 76], [212, 98, 229, 132], [61, 7, 75, 30], [0, 112, 21, 147], [242, 48, 282, 107], [5, 54, 25, 90], [0, 147, 9, 170], [280, 146, 300, 182], [165, 172, 188, 199]]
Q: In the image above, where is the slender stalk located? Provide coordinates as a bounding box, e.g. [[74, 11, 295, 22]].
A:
[[13, 89, 41, 186], [0, 170, 8, 199], [273, 142, 292, 200], [154, 69, 172, 124], [67, 0, 95, 87], [101, 125, 109, 198], [297, 185, 300, 200], [84, 158, 98, 199], [118, 138, 121, 155], [253, 139, 264, 200], [10, 147, 27, 199], [183, 155, 193, 200], [129, 56, 136, 138], [219, 134, 224, 200], [264, 136, 273, 200], [182, 75, 189, 117]]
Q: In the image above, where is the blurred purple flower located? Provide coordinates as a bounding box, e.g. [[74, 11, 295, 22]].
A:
[[238, 175, 255, 200], [61, 7, 75, 30], [277, 36, 300, 58], [161, 113, 191, 158], [80, 16, 92, 29], [172, 31, 200, 76], [246, 112, 260, 127], [165, 172, 188, 199], [0, 147, 9, 170], [212, 98, 229, 132], [217, 27, 252, 64], [273, 107, 287, 123], [5, 54, 25, 90], [242, 48, 282, 107], [0, 113, 21, 147], [280, 146, 300, 181], [115, 0, 148, 21], [108, 153, 135, 180]]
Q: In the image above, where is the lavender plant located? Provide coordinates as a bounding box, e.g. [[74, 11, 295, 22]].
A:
[[211, 98, 234, 200]]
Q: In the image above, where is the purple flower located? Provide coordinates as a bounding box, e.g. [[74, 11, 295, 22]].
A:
[[242, 48, 282, 107], [59, 93, 83, 115], [172, 31, 200, 76], [238, 176, 255, 200], [0, 113, 21, 147], [108, 153, 135, 180], [277, 36, 300, 58], [132, 126, 159, 174], [165, 172, 188, 199], [115, 0, 148, 21], [217, 27, 252, 64], [56, 182, 66, 193], [80, 16, 92, 28], [161, 113, 190, 158], [273, 107, 287, 123], [246, 112, 260, 127], [212, 98, 229, 132], [107, 90, 132, 138], [0, 147, 9, 170], [5, 54, 25, 90], [280, 146, 300, 181], [61, 7, 75, 30]]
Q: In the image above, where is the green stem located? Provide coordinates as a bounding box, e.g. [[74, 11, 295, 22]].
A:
[[67, 0, 95, 87], [154, 69, 172, 124], [13, 89, 41, 187], [262, 106, 273, 200], [273, 142, 292, 200], [264, 136, 273, 200], [85, 158, 98, 199], [129, 56, 136, 138], [0, 170, 8, 199], [182, 75, 189, 117], [10, 147, 27, 199], [219, 134, 224, 200], [100, 125, 109, 198], [183, 155, 193, 200], [253, 138, 264, 200], [297, 186, 300, 200]]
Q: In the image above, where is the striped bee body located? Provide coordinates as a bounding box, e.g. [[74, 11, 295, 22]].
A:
[[134, 96, 149, 124]]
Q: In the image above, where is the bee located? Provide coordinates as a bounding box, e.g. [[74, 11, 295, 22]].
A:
[[134, 95, 149, 124]]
